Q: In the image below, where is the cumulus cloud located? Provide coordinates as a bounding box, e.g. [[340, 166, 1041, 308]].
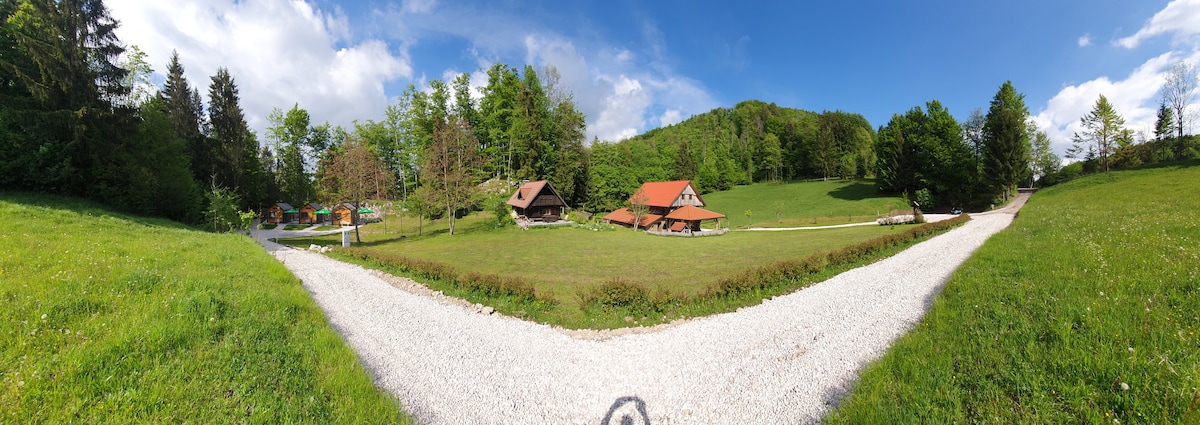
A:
[[1077, 34, 1092, 47], [522, 34, 718, 142], [1115, 0, 1200, 48], [1032, 51, 1200, 155], [659, 109, 683, 127], [106, 0, 412, 138]]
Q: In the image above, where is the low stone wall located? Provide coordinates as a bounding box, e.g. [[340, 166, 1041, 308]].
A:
[[646, 228, 730, 237]]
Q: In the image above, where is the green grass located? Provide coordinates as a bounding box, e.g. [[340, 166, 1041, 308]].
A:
[[282, 200, 969, 329], [703, 179, 907, 228], [289, 215, 915, 301], [0, 193, 408, 423], [283, 224, 311, 230], [826, 162, 1200, 424]]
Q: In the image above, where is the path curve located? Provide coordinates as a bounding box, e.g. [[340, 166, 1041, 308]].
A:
[[265, 193, 1029, 424]]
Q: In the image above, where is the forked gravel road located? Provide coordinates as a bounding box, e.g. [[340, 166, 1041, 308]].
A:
[[263, 195, 1026, 424]]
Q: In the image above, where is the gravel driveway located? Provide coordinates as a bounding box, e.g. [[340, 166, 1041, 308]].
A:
[[264, 195, 1025, 424]]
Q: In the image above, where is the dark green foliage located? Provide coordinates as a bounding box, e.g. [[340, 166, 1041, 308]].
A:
[[584, 101, 876, 211], [207, 67, 265, 210], [876, 101, 977, 207], [982, 81, 1030, 201]]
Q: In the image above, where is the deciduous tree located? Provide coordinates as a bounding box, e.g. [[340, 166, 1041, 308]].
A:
[[1069, 94, 1127, 173]]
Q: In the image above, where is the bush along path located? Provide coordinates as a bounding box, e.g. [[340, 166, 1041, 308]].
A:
[[263, 194, 1027, 424]]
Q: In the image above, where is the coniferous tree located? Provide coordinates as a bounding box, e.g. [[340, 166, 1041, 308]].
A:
[[207, 67, 262, 209], [982, 81, 1030, 201], [160, 51, 212, 183], [1069, 94, 1127, 173]]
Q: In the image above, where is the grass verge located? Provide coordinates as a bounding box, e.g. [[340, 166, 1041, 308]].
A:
[[825, 162, 1200, 424], [0, 192, 408, 423]]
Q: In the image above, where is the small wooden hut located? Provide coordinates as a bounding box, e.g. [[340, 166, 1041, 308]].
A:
[[265, 202, 294, 224], [298, 202, 324, 225], [507, 180, 569, 222], [332, 203, 360, 226]]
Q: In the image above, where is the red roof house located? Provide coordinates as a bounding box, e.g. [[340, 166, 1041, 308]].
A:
[[603, 180, 725, 232]]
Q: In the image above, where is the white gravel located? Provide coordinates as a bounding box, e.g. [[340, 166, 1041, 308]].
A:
[[264, 201, 1022, 424]]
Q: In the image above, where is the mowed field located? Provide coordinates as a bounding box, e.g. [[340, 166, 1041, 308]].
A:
[[827, 162, 1200, 423], [289, 179, 919, 301], [703, 178, 907, 228], [0, 193, 408, 423]]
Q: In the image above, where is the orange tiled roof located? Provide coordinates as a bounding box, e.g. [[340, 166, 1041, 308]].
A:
[[630, 180, 702, 208], [664, 204, 725, 221], [603, 208, 663, 227]]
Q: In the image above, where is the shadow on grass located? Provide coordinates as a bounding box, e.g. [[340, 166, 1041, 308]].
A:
[[827, 180, 881, 201]]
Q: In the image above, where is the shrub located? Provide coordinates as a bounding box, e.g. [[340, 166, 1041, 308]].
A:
[[579, 277, 651, 311], [703, 214, 970, 301], [457, 272, 538, 303]]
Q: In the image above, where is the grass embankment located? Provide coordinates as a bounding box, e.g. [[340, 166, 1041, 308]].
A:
[[703, 179, 906, 228], [0, 193, 407, 423], [826, 162, 1200, 424]]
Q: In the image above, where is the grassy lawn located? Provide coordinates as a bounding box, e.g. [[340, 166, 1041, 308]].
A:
[[283, 180, 955, 328], [289, 215, 917, 301], [0, 193, 408, 423], [703, 178, 907, 228], [826, 162, 1200, 424]]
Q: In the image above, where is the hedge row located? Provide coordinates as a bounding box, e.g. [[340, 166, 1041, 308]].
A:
[[335, 215, 970, 322], [704, 214, 971, 299], [336, 247, 545, 304]]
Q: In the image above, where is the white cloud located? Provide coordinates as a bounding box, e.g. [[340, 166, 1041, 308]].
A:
[[592, 76, 651, 141], [106, 0, 412, 139], [521, 34, 718, 142], [659, 109, 683, 127], [1116, 0, 1200, 48], [1032, 51, 1200, 155], [401, 0, 437, 15], [1077, 34, 1092, 47]]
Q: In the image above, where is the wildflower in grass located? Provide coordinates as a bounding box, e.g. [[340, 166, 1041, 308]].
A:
[[1120, 382, 1129, 391]]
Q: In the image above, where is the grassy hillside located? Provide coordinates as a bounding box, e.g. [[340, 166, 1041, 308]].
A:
[[0, 193, 407, 423], [703, 179, 906, 228], [826, 162, 1200, 424]]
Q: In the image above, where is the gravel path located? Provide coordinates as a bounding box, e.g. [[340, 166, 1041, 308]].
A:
[[264, 195, 1025, 424]]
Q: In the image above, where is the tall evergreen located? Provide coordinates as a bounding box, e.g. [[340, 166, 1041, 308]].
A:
[[207, 67, 262, 209], [160, 51, 211, 183], [981, 81, 1030, 201], [0, 0, 132, 194]]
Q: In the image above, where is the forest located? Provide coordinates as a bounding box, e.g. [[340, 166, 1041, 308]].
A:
[[2, 0, 1197, 231]]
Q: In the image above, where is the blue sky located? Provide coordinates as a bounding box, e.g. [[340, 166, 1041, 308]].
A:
[[107, 0, 1200, 155]]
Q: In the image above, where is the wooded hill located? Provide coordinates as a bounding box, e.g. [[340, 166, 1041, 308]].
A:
[[585, 100, 875, 211]]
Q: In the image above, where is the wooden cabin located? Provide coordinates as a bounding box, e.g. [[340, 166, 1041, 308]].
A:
[[507, 180, 569, 222], [332, 203, 359, 226], [298, 202, 323, 225], [603, 180, 723, 232], [265, 202, 294, 224]]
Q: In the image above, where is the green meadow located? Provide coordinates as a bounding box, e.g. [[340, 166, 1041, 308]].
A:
[[702, 179, 908, 228], [281, 178, 960, 329], [826, 162, 1200, 424], [0, 193, 408, 423]]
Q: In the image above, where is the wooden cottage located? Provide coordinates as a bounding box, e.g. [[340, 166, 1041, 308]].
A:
[[265, 202, 295, 224], [298, 202, 324, 225], [331, 203, 360, 226], [507, 180, 568, 222], [603, 180, 724, 232]]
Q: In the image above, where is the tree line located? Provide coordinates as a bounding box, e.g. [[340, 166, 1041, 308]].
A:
[[4, 0, 1195, 231]]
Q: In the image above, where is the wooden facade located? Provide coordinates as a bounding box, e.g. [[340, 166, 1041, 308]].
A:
[[332, 203, 359, 226], [507, 180, 568, 222], [265, 202, 294, 224], [298, 203, 324, 225], [603, 181, 724, 232]]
